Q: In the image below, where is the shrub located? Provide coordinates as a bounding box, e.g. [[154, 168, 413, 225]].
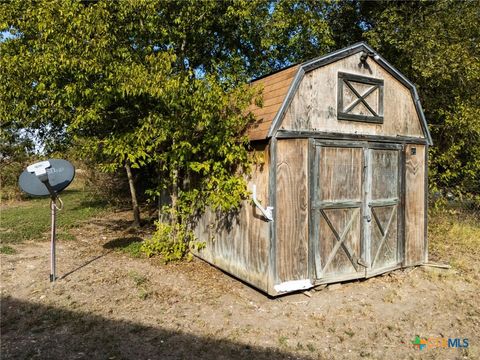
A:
[[141, 221, 204, 263]]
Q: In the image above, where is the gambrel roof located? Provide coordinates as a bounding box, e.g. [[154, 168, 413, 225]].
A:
[[246, 64, 299, 141], [247, 42, 432, 145]]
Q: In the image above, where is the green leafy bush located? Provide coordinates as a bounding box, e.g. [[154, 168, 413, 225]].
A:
[[141, 220, 204, 263]]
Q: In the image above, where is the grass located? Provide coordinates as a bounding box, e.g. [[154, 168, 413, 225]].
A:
[[128, 270, 151, 300], [277, 336, 289, 347], [0, 182, 108, 245], [428, 207, 480, 279], [102, 236, 144, 258], [120, 241, 144, 258], [128, 270, 148, 287], [0, 245, 17, 255]]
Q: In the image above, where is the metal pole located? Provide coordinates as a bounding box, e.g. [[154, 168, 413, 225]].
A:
[[50, 199, 56, 282]]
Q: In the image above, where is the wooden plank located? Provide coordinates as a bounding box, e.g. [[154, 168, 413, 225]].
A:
[[280, 52, 425, 139], [193, 144, 271, 292], [318, 147, 363, 202], [318, 208, 361, 276], [424, 146, 429, 262], [307, 138, 316, 280], [276, 130, 428, 144], [370, 206, 397, 268], [320, 208, 360, 272], [398, 145, 406, 265], [367, 148, 400, 271], [313, 144, 364, 280], [268, 138, 277, 294], [312, 200, 362, 209], [275, 139, 309, 282], [368, 198, 399, 207], [309, 141, 322, 279], [360, 146, 369, 266], [370, 149, 399, 200], [404, 144, 426, 265], [337, 113, 384, 124]]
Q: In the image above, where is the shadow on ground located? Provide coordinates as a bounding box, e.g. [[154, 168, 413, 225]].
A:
[[1, 296, 310, 360], [102, 236, 143, 250], [88, 218, 135, 232], [60, 251, 113, 280]]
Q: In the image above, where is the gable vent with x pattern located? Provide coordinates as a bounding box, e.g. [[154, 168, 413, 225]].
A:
[[337, 72, 384, 124]]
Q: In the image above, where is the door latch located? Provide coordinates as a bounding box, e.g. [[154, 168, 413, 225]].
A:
[[364, 215, 372, 222]]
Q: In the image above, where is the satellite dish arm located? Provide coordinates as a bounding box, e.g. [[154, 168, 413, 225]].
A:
[[41, 179, 58, 200]]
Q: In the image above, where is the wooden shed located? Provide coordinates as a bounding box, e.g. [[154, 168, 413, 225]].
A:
[[194, 42, 432, 296]]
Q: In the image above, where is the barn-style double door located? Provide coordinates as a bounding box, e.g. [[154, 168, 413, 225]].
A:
[[310, 140, 403, 282]]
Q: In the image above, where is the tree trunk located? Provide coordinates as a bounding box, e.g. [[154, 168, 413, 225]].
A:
[[170, 168, 178, 225], [125, 162, 141, 227]]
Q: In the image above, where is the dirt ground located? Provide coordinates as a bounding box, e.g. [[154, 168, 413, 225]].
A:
[[1, 210, 479, 359]]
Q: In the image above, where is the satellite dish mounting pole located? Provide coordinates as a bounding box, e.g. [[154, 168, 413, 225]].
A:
[[40, 175, 59, 282], [48, 193, 65, 282], [50, 197, 57, 282], [48, 195, 63, 282]]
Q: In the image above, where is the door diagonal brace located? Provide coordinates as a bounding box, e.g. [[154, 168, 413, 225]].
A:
[[371, 206, 397, 267], [320, 208, 359, 272]]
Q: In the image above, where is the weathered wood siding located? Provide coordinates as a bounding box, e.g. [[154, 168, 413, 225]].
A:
[[367, 148, 400, 272], [281, 53, 424, 139], [275, 139, 309, 283], [404, 144, 426, 265], [194, 144, 271, 291], [312, 145, 363, 281]]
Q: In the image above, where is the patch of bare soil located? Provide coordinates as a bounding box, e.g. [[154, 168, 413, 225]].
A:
[[1, 210, 479, 359]]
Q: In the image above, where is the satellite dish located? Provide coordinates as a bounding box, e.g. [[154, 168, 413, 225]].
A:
[[19, 159, 76, 282], [19, 159, 75, 197]]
